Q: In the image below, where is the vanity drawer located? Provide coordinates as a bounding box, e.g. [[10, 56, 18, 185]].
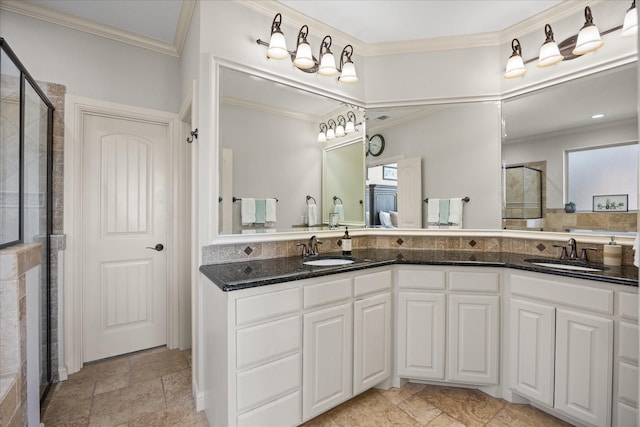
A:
[[397, 268, 446, 290], [354, 270, 391, 297], [619, 292, 638, 321], [236, 288, 301, 327], [237, 391, 301, 427], [236, 353, 301, 413], [236, 315, 301, 369], [618, 361, 639, 405], [619, 322, 639, 364], [304, 278, 352, 309], [449, 271, 500, 293]]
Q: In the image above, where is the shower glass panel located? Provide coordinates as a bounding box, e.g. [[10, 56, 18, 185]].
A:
[[0, 47, 21, 246], [504, 165, 543, 219]]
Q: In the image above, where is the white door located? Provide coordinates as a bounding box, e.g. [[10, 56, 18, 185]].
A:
[[82, 113, 168, 362], [303, 303, 352, 420], [448, 294, 500, 385], [354, 292, 391, 394], [397, 157, 422, 228], [397, 291, 446, 379], [509, 298, 555, 406], [555, 309, 613, 427]]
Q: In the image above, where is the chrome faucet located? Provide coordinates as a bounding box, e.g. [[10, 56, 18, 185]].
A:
[[567, 238, 578, 259], [308, 235, 322, 256]]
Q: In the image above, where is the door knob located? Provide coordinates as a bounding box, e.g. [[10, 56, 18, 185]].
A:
[[146, 243, 164, 251]]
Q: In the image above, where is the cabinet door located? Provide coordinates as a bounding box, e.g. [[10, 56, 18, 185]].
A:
[[397, 292, 445, 379], [302, 303, 352, 420], [555, 309, 613, 427], [509, 298, 555, 406], [354, 292, 391, 394], [448, 294, 499, 385]]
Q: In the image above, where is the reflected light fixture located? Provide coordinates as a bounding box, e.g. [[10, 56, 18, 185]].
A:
[[538, 24, 564, 67], [317, 123, 327, 142], [266, 13, 288, 59], [326, 119, 336, 139], [622, 0, 638, 37], [504, 39, 526, 79], [572, 6, 604, 55], [335, 115, 346, 137], [257, 14, 359, 83], [345, 111, 356, 133]]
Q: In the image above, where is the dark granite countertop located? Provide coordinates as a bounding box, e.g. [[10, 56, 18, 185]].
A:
[[199, 249, 638, 292]]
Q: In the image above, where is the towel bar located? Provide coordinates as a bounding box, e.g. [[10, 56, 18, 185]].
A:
[[306, 195, 317, 205], [333, 196, 343, 205], [233, 197, 279, 203], [424, 196, 470, 203]]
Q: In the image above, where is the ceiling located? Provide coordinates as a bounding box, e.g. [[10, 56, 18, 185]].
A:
[[15, 0, 564, 49]]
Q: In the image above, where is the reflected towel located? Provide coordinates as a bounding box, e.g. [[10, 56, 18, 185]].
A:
[[634, 234, 639, 267], [255, 199, 266, 224], [438, 199, 450, 225], [307, 203, 317, 226], [448, 198, 464, 226], [265, 198, 277, 223], [334, 204, 344, 221], [241, 198, 255, 225], [427, 199, 440, 224]]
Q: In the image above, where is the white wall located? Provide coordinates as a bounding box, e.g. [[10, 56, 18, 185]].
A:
[[503, 119, 638, 209], [0, 11, 182, 112]]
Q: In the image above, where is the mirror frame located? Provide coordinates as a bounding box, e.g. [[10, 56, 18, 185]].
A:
[[210, 56, 638, 245]]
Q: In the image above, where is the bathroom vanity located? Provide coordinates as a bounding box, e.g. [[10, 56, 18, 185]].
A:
[[200, 249, 637, 427]]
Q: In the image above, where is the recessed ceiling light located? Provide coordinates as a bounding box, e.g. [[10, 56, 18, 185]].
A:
[[592, 114, 604, 119]]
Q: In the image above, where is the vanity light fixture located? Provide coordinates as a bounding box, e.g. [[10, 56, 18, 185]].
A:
[[504, 39, 526, 79], [335, 115, 346, 137], [622, 0, 637, 37], [537, 24, 564, 67], [345, 111, 356, 133], [573, 6, 604, 55], [257, 14, 359, 83], [326, 119, 337, 140], [317, 123, 327, 142]]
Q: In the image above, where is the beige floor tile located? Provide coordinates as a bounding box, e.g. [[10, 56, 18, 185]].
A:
[[161, 369, 192, 409], [378, 383, 426, 405], [398, 394, 442, 425], [94, 359, 131, 395], [302, 411, 340, 426], [485, 402, 573, 427], [89, 378, 166, 427], [417, 386, 505, 427], [329, 390, 421, 427], [163, 399, 209, 426], [40, 395, 92, 427], [427, 413, 467, 427], [129, 349, 189, 383]]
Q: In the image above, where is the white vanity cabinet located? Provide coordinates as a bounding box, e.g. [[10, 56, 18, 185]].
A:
[[615, 291, 639, 427], [506, 270, 634, 427], [396, 266, 501, 386]]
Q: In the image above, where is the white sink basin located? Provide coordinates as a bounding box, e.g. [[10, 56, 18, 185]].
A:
[[303, 258, 355, 266], [529, 262, 604, 272]]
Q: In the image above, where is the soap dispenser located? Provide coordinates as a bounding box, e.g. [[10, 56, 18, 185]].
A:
[[603, 236, 622, 266], [342, 227, 352, 256]]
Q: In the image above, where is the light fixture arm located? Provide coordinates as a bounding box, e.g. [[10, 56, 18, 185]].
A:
[[346, 111, 356, 122], [582, 6, 595, 28], [543, 24, 555, 43], [296, 25, 309, 46], [319, 35, 333, 60], [510, 38, 522, 58], [271, 13, 283, 34], [339, 45, 354, 72], [319, 122, 327, 133], [337, 115, 346, 126], [327, 119, 336, 129]]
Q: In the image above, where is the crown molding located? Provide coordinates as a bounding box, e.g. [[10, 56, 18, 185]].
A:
[[222, 95, 320, 123], [0, 0, 195, 57]]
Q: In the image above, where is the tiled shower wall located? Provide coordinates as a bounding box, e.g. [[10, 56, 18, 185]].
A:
[[202, 233, 636, 267]]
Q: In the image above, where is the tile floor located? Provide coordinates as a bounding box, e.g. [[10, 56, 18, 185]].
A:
[[41, 346, 571, 427]]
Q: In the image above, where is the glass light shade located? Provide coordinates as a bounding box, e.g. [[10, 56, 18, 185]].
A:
[[326, 127, 336, 139], [318, 52, 338, 76], [537, 41, 564, 67], [293, 41, 314, 69], [622, 6, 638, 37], [504, 55, 526, 79], [338, 61, 358, 83], [267, 31, 288, 59], [335, 124, 345, 137], [345, 120, 355, 133], [317, 131, 327, 142], [572, 25, 604, 55]]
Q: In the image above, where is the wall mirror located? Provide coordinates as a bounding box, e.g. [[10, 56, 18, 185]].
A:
[[502, 62, 638, 235], [217, 65, 365, 235], [365, 101, 503, 230]]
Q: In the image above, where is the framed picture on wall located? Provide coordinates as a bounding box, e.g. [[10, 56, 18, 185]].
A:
[[383, 166, 397, 181], [593, 194, 628, 212]]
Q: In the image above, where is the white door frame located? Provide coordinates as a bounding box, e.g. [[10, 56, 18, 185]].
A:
[[62, 95, 181, 376]]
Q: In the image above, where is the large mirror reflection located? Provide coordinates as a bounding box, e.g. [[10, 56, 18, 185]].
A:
[[502, 63, 638, 235], [218, 66, 365, 235]]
